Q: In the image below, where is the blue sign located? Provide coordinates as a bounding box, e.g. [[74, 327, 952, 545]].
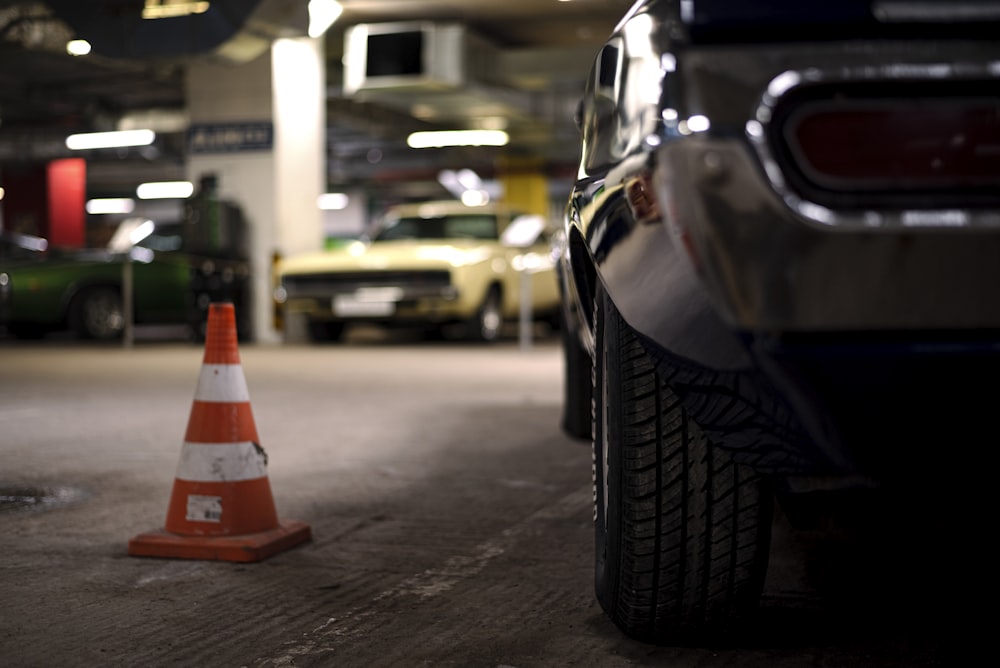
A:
[[187, 122, 273, 154]]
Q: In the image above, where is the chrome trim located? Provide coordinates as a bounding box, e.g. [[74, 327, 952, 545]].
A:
[[748, 64, 1000, 231], [874, 2, 1000, 22]]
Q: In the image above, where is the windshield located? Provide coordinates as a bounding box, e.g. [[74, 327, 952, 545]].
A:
[[138, 224, 184, 252], [374, 214, 499, 242]]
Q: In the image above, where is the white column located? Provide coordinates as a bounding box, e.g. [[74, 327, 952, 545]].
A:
[[272, 37, 326, 257], [186, 35, 326, 345]]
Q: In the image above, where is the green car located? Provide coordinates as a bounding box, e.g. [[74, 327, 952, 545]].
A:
[[0, 219, 251, 341]]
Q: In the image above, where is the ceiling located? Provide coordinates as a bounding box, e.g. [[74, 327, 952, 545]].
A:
[[0, 0, 633, 203]]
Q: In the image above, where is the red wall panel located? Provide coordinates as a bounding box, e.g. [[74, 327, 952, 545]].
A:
[[46, 158, 86, 248]]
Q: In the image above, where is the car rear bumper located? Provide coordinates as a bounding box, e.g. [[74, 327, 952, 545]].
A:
[[565, 24, 1000, 482]]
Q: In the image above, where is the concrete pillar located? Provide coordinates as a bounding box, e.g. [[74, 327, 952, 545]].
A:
[[186, 35, 325, 344]]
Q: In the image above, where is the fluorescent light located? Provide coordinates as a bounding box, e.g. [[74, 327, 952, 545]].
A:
[[118, 108, 189, 133], [455, 169, 482, 190], [461, 190, 489, 207], [66, 129, 156, 150], [407, 130, 509, 149], [129, 220, 156, 245], [86, 198, 136, 215], [142, 1, 210, 19], [308, 0, 343, 38], [136, 181, 194, 199], [317, 192, 349, 210], [66, 40, 91, 56]]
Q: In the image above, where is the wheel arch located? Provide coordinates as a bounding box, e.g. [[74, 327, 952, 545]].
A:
[[65, 278, 121, 315], [566, 223, 599, 348]]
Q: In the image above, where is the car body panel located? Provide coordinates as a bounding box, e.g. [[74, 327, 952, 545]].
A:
[[559, 0, 1000, 482], [0, 221, 250, 339], [2, 252, 190, 327]]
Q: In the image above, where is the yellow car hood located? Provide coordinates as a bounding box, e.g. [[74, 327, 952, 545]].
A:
[[279, 240, 498, 274]]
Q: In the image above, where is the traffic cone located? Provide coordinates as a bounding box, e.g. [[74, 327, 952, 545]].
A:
[[128, 302, 311, 562]]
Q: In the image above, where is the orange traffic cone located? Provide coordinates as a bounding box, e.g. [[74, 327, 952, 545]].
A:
[[128, 302, 311, 562]]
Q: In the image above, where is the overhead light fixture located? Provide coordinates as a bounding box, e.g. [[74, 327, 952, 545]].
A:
[[108, 218, 156, 253], [118, 109, 189, 133], [142, 1, 210, 19], [66, 40, 91, 56], [461, 190, 489, 207], [407, 130, 509, 149], [136, 181, 194, 200], [308, 0, 343, 38], [66, 129, 156, 150], [317, 192, 349, 210], [86, 198, 136, 215]]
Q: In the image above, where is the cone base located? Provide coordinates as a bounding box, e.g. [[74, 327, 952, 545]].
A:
[[128, 520, 311, 563]]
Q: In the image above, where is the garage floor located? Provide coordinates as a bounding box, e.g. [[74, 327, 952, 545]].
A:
[[0, 329, 978, 667]]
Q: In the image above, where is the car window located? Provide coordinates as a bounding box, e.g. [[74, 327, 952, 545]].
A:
[[138, 227, 184, 252], [375, 214, 499, 241]]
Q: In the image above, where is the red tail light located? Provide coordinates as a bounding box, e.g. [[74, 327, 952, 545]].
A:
[[769, 82, 1000, 207], [787, 101, 1000, 190]]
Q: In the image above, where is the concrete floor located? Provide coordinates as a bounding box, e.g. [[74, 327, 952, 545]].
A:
[[0, 328, 980, 667]]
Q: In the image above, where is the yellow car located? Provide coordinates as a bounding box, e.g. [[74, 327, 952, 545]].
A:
[[275, 201, 561, 342]]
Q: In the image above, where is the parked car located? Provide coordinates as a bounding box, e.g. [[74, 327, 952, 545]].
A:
[[558, 0, 1000, 646], [0, 217, 251, 341], [275, 200, 561, 342]]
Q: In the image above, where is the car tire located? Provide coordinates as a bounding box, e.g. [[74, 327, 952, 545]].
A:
[[70, 286, 125, 340], [592, 284, 773, 645], [469, 286, 503, 342], [560, 305, 592, 440]]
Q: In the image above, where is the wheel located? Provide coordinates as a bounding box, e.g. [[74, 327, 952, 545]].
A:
[[560, 305, 592, 439], [469, 286, 503, 342], [592, 284, 773, 645], [70, 287, 124, 340], [307, 319, 345, 343]]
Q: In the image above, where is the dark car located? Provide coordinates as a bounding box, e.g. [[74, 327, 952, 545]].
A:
[[557, 0, 1000, 646]]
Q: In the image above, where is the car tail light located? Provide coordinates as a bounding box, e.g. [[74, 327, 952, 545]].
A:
[[769, 81, 1000, 207], [788, 101, 1000, 189]]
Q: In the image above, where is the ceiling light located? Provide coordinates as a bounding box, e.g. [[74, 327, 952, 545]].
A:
[[461, 190, 489, 207], [66, 130, 156, 150], [66, 40, 91, 56], [118, 109, 189, 133], [455, 169, 482, 190], [317, 192, 349, 210], [142, 1, 210, 19], [308, 0, 343, 38], [407, 130, 509, 149], [86, 198, 136, 215], [136, 181, 194, 200]]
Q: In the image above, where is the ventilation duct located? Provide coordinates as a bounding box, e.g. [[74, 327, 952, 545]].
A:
[[341, 21, 534, 126]]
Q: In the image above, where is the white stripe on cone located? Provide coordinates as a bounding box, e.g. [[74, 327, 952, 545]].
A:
[[193, 364, 251, 403], [175, 441, 269, 482]]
